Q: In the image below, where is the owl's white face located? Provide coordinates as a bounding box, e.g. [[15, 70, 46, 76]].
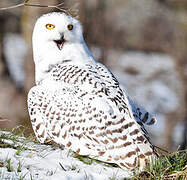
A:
[[33, 12, 83, 49], [32, 12, 92, 84]]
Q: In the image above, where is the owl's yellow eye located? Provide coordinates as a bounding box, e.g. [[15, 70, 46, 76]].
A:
[[46, 24, 55, 30], [67, 24, 73, 31]]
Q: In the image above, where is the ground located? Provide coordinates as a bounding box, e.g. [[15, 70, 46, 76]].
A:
[[0, 131, 186, 180], [0, 131, 132, 180]]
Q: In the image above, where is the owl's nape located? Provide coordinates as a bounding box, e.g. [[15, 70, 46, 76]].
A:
[[28, 12, 157, 172]]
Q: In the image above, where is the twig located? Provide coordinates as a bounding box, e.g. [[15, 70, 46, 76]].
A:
[[0, 0, 65, 12], [0, 3, 24, 11], [154, 145, 169, 154], [0, 1, 79, 17], [24, 2, 64, 9], [0, 117, 11, 122], [0, 119, 11, 122]]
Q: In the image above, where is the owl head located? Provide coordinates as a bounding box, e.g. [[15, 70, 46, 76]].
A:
[[32, 12, 92, 84], [33, 12, 83, 50]]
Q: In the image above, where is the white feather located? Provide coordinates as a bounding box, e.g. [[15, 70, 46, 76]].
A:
[[28, 12, 157, 171]]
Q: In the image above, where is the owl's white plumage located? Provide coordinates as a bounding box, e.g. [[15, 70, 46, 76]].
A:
[[28, 12, 157, 170]]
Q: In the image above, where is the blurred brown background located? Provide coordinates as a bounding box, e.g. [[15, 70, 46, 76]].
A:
[[0, 0, 186, 151]]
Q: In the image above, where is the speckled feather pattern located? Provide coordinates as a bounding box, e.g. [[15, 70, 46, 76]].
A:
[[28, 62, 156, 169], [28, 12, 156, 171]]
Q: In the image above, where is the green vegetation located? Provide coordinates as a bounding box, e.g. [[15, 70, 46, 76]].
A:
[[17, 161, 22, 173], [73, 153, 119, 168], [0, 129, 34, 180], [132, 150, 187, 180], [73, 154, 96, 165], [73, 148, 187, 179], [5, 158, 13, 172], [0, 126, 37, 153]]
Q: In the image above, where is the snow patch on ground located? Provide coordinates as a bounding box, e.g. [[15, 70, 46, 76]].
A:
[[0, 131, 131, 180]]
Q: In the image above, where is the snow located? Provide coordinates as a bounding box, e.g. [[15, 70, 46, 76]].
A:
[[0, 131, 132, 180]]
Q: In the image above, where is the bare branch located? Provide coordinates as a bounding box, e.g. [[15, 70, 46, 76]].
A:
[[56, 3, 64, 7], [0, 1, 78, 18], [0, 3, 24, 11], [24, 3, 55, 8], [0, 1, 67, 13], [0, 119, 11, 122], [0, 117, 11, 122], [24, 2, 69, 14]]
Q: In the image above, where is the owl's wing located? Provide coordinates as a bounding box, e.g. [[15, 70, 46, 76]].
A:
[[127, 96, 157, 126], [96, 62, 157, 126], [28, 63, 156, 170], [28, 86, 53, 144]]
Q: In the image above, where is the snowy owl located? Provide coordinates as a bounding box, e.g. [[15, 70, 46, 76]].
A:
[[28, 12, 157, 170]]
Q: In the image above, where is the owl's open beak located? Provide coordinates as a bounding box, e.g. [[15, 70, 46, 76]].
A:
[[54, 36, 65, 50]]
